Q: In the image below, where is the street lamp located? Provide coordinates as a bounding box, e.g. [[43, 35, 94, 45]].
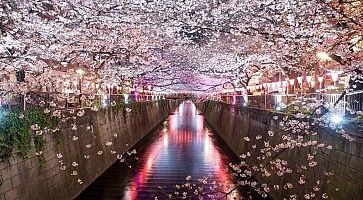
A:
[[306, 76, 313, 88], [297, 76, 304, 90], [282, 81, 288, 93], [311, 80, 316, 88], [318, 76, 324, 91], [76, 68, 85, 76], [289, 79, 295, 93], [76, 68, 85, 106], [297, 76, 304, 104], [330, 71, 340, 86]]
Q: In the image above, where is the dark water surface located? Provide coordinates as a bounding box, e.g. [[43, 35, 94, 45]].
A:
[[76, 101, 245, 200]]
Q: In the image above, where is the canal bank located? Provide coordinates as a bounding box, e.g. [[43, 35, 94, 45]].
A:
[[0, 100, 179, 200], [198, 100, 363, 200]]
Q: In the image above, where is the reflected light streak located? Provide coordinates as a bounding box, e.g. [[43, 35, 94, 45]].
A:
[[202, 130, 235, 192], [125, 133, 167, 199], [163, 133, 169, 147], [123, 101, 240, 199]]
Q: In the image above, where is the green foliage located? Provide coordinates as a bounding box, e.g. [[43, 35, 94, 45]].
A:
[[0, 108, 59, 161]]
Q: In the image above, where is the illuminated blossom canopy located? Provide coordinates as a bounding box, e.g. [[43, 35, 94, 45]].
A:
[[1, 1, 362, 199], [0, 0, 362, 93]]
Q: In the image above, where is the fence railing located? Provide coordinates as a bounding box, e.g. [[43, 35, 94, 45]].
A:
[[345, 90, 363, 113], [0, 93, 18, 108], [0, 93, 165, 110], [220, 90, 363, 115]]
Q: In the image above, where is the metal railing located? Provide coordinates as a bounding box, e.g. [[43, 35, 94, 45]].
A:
[[345, 90, 363, 113], [220, 90, 363, 115], [0, 93, 165, 110], [0, 93, 18, 108]]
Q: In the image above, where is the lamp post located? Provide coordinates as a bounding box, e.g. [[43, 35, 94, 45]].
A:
[[306, 76, 313, 87], [297, 76, 303, 89], [108, 84, 112, 103], [289, 79, 295, 94], [76, 68, 85, 107], [316, 51, 332, 91], [283, 78, 288, 94], [262, 83, 267, 109], [297, 76, 304, 104], [330, 71, 340, 87], [318, 76, 324, 91], [311, 80, 316, 89]]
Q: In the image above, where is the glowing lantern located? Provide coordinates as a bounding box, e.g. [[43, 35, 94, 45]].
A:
[[311, 80, 316, 88], [317, 76, 324, 91], [297, 76, 303, 84], [306, 76, 313, 88], [330, 71, 342, 87], [330, 72, 339, 82], [318, 76, 324, 83], [76, 68, 85, 76]]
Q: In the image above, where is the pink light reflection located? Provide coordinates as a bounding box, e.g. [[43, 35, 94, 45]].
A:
[[123, 101, 240, 199]]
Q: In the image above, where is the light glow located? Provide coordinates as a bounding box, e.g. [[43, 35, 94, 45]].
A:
[[76, 69, 85, 76], [317, 52, 332, 61], [123, 94, 129, 104], [297, 76, 303, 84], [330, 114, 343, 124]]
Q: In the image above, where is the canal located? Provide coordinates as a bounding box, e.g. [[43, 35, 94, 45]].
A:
[[76, 101, 246, 199]]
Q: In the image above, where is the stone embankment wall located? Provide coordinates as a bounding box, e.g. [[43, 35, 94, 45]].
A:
[[198, 101, 363, 200], [0, 100, 179, 200]]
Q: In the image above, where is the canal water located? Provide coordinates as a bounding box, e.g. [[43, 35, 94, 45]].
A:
[[76, 101, 246, 199]]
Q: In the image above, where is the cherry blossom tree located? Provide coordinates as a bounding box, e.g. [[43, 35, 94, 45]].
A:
[[0, 0, 362, 199]]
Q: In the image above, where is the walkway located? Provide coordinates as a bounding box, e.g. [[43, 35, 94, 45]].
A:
[[77, 101, 241, 199]]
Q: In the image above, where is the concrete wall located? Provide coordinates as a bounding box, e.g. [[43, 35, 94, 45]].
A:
[[0, 100, 179, 200], [198, 101, 363, 200]]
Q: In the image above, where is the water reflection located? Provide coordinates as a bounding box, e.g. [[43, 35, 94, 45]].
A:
[[77, 101, 241, 200]]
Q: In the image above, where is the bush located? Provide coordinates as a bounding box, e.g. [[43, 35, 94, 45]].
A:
[[0, 108, 59, 161]]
